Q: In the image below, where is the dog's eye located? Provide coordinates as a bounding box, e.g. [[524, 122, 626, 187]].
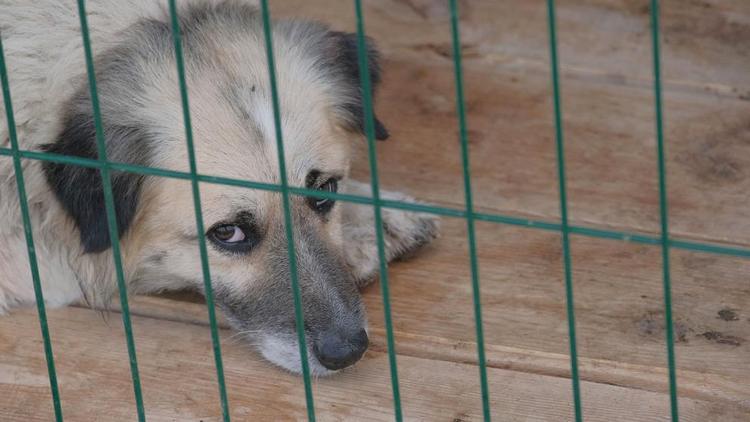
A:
[[208, 224, 255, 253], [309, 178, 338, 215], [212, 225, 245, 243]]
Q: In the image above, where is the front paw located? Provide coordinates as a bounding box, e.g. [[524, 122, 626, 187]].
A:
[[343, 192, 439, 287], [381, 206, 440, 263]]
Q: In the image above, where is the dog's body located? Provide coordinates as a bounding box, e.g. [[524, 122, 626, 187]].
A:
[[0, 0, 437, 374]]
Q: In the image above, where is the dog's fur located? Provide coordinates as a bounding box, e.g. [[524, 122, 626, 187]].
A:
[[0, 0, 438, 375]]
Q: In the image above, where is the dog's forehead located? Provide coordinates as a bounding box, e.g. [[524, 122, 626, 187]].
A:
[[193, 74, 351, 182], [141, 33, 352, 187], [147, 78, 351, 226]]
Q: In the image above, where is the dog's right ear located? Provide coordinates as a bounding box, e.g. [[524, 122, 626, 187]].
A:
[[42, 108, 147, 254], [326, 31, 390, 141]]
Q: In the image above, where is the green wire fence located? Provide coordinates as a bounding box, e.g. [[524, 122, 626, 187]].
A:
[[166, 1, 231, 420], [1, 0, 749, 421], [545, 1, 582, 420], [258, 1, 317, 419], [75, 1, 147, 420], [353, 1, 404, 419]]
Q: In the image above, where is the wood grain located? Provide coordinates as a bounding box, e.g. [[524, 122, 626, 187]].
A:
[[1, 306, 746, 421]]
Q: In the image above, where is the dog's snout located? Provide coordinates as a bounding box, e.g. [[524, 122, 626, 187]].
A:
[[313, 329, 368, 371]]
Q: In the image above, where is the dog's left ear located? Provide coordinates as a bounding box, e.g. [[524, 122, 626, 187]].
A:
[[327, 31, 389, 141], [42, 107, 147, 254]]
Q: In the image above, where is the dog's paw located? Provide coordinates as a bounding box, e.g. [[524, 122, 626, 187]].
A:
[[342, 189, 439, 287], [381, 205, 440, 263]]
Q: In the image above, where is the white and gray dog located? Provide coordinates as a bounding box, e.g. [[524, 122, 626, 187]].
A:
[[0, 0, 438, 375]]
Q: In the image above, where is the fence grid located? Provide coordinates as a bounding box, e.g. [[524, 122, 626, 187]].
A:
[[0, 0, 745, 421]]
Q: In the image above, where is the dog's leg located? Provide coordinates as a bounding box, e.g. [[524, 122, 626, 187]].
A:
[[340, 180, 439, 287]]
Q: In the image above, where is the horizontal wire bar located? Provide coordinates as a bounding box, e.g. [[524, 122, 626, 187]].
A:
[[2, 145, 749, 259]]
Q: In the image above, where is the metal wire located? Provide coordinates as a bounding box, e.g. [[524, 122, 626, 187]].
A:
[[166, 1, 231, 419], [76, 1, 145, 419], [649, 1, 680, 420], [2, 145, 749, 260], [354, 1, 403, 419], [449, 1, 491, 420], [0, 32, 64, 422], [546, 1, 582, 420], [259, 1, 317, 420]]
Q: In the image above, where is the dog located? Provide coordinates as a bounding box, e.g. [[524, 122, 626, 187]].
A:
[[0, 0, 438, 375]]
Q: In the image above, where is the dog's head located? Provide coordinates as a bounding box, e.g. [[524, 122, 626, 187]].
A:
[[42, 2, 389, 374]]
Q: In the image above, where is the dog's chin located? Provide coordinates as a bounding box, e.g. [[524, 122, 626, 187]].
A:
[[257, 334, 337, 377]]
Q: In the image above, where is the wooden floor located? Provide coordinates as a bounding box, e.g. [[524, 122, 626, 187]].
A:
[[2, 0, 750, 420]]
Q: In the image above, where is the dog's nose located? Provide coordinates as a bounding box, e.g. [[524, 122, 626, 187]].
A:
[[313, 329, 368, 371]]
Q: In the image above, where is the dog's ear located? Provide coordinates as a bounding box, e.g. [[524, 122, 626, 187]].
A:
[[327, 31, 389, 140], [42, 108, 147, 253]]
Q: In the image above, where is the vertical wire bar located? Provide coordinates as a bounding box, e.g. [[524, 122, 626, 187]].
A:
[[258, 2, 316, 420], [448, 1, 491, 420], [74, 2, 146, 420], [0, 34, 64, 422], [166, 2, 230, 420], [352, 2, 403, 420], [649, 1, 679, 420], [545, 1, 583, 420]]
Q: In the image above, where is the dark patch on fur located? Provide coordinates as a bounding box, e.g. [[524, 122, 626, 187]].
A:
[[41, 19, 170, 253], [171, 2, 390, 142], [42, 114, 148, 253], [145, 251, 168, 266], [327, 31, 389, 141]]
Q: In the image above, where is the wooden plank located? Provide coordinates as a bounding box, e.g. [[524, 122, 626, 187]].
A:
[[101, 294, 750, 409], [369, 220, 750, 408], [1, 305, 746, 421]]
